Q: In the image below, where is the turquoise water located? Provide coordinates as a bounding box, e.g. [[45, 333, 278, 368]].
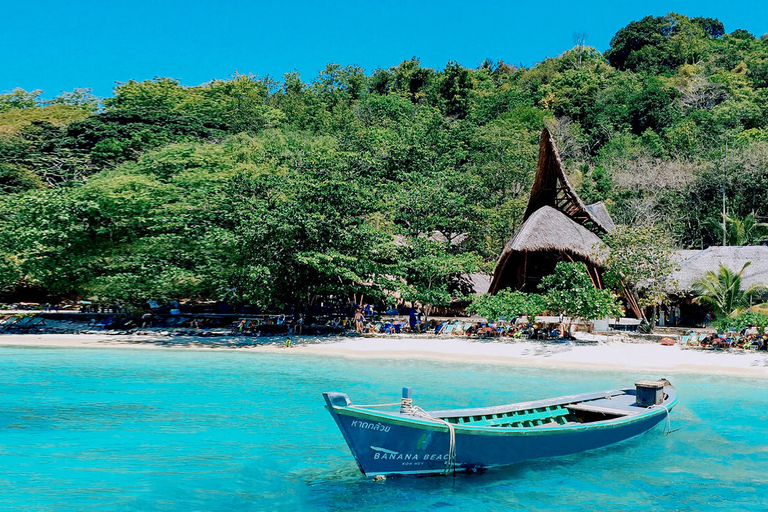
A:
[[1, 344, 767, 511]]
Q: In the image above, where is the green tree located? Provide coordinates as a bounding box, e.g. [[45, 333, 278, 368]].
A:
[[46, 88, 101, 112], [540, 262, 623, 333], [721, 212, 768, 245], [691, 17, 725, 39], [438, 61, 473, 119], [693, 262, 765, 318], [398, 238, 483, 320], [467, 289, 546, 323], [602, 225, 678, 327], [0, 88, 43, 112]]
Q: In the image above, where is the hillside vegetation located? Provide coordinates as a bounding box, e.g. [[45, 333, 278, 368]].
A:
[[1, 13, 767, 307]]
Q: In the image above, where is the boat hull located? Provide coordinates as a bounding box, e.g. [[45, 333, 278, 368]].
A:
[[323, 387, 676, 477]]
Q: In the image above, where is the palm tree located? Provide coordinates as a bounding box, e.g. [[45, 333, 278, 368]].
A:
[[723, 212, 768, 245], [692, 262, 765, 318]]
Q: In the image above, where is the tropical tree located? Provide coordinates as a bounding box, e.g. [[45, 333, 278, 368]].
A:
[[467, 290, 546, 324], [398, 238, 483, 320], [601, 224, 678, 327], [540, 262, 623, 333], [692, 262, 765, 318], [723, 213, 768, 245]]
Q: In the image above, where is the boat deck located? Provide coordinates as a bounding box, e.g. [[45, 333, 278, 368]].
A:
[[434, 391, 651, 428]]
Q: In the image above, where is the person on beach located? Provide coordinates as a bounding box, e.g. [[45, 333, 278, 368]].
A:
[[295, 315, 303, 334], [354, 309, 365, 333]]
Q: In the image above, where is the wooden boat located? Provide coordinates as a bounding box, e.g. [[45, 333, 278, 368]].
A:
[[323, 380, 677, 477]]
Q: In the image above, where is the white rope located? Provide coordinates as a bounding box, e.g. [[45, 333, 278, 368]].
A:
[[352, 397, 457, 475], [650, 403, 672, 435], [402, 398, 456, 475]]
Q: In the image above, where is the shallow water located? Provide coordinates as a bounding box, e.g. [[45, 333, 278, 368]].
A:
[[0, 344, 766, 511]]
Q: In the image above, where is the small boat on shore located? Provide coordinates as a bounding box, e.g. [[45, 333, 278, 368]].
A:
[[323, 380, 677, 477]]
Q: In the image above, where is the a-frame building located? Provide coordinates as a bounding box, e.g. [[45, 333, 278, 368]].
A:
[[489, 128, 615, 294]]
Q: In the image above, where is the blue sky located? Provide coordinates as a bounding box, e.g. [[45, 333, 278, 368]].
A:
[[3, 0, 767, 99]]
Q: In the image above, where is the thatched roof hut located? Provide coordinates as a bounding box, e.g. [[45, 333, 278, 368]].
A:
[[671, 246, 768, 292], [502, 206, 606, 263], [489, 206, 607, 293], [489, 129, 614, 293]]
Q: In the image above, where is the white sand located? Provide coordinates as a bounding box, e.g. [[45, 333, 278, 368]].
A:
[[2, 333, 767, 377]]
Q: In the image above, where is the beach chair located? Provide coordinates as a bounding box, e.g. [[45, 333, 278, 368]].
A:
[[97, 316, 116, 328], [443, 324, 455, 335], [17, 317, 45, 330], [0, 316, 20, 331], [9, 317, 34, 330]]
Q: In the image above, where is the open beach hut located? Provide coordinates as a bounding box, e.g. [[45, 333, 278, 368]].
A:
[[489, 128, 615, 294]]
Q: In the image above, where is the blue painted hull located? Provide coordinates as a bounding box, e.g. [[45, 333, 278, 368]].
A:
[[323, 386, 677, 476]]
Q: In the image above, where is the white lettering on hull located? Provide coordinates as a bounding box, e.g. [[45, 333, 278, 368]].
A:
[[350, 420, 391, 433], [372, 448, 450, 466]]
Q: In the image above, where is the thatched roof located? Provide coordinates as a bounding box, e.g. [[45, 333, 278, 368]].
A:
[[488, 206, 607, 293], [502, 206, 606, 264], [467, 272, 491, 295], [671, 246, 768, 291], [586, 202, 616, 232], [524, 129, 614, 234]]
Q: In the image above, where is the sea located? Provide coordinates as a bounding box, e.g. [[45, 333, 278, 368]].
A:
[[0, 342, 766, 511]]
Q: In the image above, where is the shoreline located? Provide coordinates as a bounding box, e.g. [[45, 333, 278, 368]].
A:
[[2, 333, 768, 378]]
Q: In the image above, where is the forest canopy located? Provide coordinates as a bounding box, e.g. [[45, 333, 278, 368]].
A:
[[1, 13, 767, 308]]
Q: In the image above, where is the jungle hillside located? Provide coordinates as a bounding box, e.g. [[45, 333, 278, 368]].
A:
[[1, 13, 767, 309]]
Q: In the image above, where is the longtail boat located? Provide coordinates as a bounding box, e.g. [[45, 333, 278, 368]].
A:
[[323, 380, 677, 477]]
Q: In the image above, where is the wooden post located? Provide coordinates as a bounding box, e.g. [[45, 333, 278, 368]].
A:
[[585, 265, 597, 288], [595, 267, 603, 290], [523, 251, 528, 291]]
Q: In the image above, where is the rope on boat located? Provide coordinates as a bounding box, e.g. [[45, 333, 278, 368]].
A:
[[400, 398, 456, 476], [352, 397, 457, 475], [651, 403, 677, 435]]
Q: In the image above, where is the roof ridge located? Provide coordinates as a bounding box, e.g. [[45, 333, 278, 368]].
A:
[[523, 128, 614, 234]]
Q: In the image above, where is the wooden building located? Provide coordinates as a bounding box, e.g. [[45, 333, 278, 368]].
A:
[[489, 128, 615, 293]]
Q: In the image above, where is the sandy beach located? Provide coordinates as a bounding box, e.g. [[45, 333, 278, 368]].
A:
[[2, 332, 768, 378]]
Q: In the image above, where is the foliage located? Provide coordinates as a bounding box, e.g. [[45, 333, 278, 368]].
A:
[[540, 262, 623, 326], [2, 12, 768, 307], [602, 224, 679, 324], [711, 310, 768, 333], [398, 238, 484, 318], [467, 290, 546, 323], [692, 262, 766, 318]]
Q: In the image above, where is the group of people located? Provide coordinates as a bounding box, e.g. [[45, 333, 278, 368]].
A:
[[353, 316, 570, 340], [686, 330, 768, 350], [658, 305, 683, 327]]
